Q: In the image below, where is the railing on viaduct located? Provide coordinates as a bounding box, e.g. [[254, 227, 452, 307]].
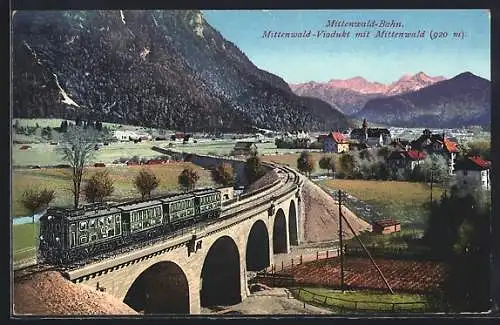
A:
[[60, 158, 302, 282]]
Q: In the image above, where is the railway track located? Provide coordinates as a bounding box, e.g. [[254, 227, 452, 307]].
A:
[[13, 161, 301, 277]]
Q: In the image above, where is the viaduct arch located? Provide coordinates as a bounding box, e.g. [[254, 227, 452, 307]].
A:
[[64, 181, 302, 314], [123, 261, 189, 314], [200, 236, 241, 307], [245, 220, 270, 272]]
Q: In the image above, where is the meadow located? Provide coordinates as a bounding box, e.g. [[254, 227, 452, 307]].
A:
[[294, 287, 435, 312], [320, 179, 442, 230], [12, 163, 215, 217]]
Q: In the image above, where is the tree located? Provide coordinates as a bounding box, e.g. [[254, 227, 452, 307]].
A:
[[211, 162, 235, 187], [134, 168, 160, 199], [319, 156, 335, 176], [21, 188, 55, 251], [58, 126, 98, 208], [424, 184, 491, 311], [83, 170, 115, 203], [421, 153, 450, 184], [328, 157, 336, 178], [178, 168, 199, 191], [339, 153, 357, 178], [95, 121, 103, 131], [377, 146, 393, 159], [297, 151, 315, 177], [21, 188, 56, 218], [245, 155, 266, 184], [59, 120, 68, 132], [466, 140, 490, 160]]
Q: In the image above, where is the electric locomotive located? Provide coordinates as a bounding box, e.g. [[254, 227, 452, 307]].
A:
[[38, 188, 223, 265]]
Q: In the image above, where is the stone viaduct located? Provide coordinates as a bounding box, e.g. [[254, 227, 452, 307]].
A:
[[64, 158, 302, 314]]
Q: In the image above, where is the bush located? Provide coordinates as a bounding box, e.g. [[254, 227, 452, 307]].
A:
[[83, 170, 114, 203], [21, 188, 56, 217], [211, 162, 235, 187], [245, 155, 266, 184], [297, 151, 315, 177], [178, 168, 199, 191], [134, 169, 160, 199]]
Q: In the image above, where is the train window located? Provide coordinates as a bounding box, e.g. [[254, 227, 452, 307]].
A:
[[99, 218, 104, 227], [107, 216, 113, 224], [79, 221, 87, 231], [90, 219, 96, 228], [71, 232, 77, 248], [80, 235, 88, 244]]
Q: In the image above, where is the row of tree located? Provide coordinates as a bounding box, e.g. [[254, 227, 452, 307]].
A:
[[423, 184, 491, 311], [294, 148, 451, 186], [21, 161, 239, 214]]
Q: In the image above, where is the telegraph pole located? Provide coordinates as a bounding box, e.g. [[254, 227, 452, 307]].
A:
[[337, 189, 394, 295], [338, 190, 345, 292], [430, 169, 434, 204]]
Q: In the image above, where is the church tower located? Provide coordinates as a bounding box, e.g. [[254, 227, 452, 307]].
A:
[[362, 118, 368, 142]]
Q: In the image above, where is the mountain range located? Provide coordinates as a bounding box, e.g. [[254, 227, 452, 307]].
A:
[[291, 71, 490, 128], [290, 72, 447, 115], [12, 10, 349, 132], [353, 72, 491, 128]]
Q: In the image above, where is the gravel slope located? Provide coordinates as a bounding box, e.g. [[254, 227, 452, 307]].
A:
[[300, 177, 372, 243], [13, 271, 137, 316]]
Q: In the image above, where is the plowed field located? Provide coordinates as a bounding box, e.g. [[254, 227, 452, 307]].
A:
[[279, 257, 447, 293]]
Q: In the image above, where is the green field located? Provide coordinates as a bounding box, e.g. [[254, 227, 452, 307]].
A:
[[12, 163, 215, 217], [12, 223, 39, 263], [321, 179, 442, 230], [12, 141, 169, 166], [294, 287, 434, 312]]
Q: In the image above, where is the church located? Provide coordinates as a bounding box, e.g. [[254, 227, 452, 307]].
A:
[[349, 119, 391, 147]]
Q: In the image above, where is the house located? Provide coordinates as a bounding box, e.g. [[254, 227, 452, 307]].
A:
[[323, 132, 350, 153], [390, 138, 411, 151], [372, 219, 401, 235], [114, 130, 140, 141], [233, 142, 258, 156], [276, 130, 311, 149], [350, 119, 391, 147], [387, 149, 426, 174], [454, 156, 491, 191], [410, 129, 458, 175]]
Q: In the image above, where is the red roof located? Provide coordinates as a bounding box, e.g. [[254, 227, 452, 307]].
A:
[[328, 132, 346, 143], [406, 150, 426, 160], [443, 137, 458, 153], [373, 219, 400, 227], [469, 156, 490, 169]]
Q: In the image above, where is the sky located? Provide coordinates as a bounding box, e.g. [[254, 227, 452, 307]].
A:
[[203, 10, 490, 85]]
